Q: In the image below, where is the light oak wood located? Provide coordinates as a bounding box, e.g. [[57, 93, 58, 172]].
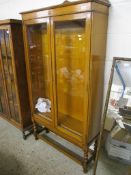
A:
[[20, 1, 109, 21], [21, 0, 110, 172]]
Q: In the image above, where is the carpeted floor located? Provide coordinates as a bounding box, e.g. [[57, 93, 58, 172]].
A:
[[0, 118, 130, 175]]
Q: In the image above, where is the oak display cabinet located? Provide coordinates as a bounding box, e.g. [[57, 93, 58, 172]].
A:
[[21, 0, 110, 172], [0, 19, 32, 139]]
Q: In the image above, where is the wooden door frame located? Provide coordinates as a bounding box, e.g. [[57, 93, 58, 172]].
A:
[[6, 25, 22, 124], [22, 17, 54, 126], [50, 12, 91, 146]]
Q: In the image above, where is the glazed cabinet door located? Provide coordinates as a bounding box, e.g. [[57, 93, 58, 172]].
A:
[[24, 18, 53, 124], [0, 28, 20, 123], [0, 65, 7, 116], [0, 35, 9, 118], [51, 13, 91, 140]]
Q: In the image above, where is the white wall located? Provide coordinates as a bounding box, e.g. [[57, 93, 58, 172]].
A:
[[0, 0, 64, 19], [104, 0, 131, 102], [0, 0, 131, 103]]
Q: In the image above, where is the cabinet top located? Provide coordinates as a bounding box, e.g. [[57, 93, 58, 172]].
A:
[[0, 19, 22, 25], [20, 0, 110, 15]]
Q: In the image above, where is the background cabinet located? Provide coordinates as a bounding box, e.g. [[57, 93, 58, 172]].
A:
[[0, 19, 32, 139], [21, 0, 110, 172]]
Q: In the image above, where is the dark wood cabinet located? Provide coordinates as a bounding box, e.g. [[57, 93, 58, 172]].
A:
[[21, 0, 110, 172], [0, 19, 32, 139]]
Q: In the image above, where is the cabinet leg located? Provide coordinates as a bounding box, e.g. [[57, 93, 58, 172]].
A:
[[83, 150, 88, 173], [94, 139, 98, 160], [22, 131, 26, 140], [33, 123, 38, 140], [22, 127, 33, 140], [45, 127, 49, 133]]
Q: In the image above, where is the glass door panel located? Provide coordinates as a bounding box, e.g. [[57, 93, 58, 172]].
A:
[[54, 19, 87, 136], [0, 29, 20, 122], [4, 29, 20, 123], [0, 30, 9, 117], [26, 22, 52, 120], [0, 64, 7, 115]]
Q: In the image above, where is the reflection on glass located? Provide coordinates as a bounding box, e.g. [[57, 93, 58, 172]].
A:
[[54, 20, 86, 135], [0, 30, 20, 122], [96, 60, 131, 175], [27, 24, 52, 119]]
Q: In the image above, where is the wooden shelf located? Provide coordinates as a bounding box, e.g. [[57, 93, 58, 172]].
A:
[[35, 111, 51, 120], [58, 113, 83, 136]]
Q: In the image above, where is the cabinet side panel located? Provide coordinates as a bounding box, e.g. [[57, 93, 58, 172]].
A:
[[88, 10, 108, 141], [10, 24, 32, 128]]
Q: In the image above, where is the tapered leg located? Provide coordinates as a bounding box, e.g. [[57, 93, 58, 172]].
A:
[[83, 149, 88, 173]]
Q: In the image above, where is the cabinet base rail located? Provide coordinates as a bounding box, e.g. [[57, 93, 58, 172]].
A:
[[33, 124, 99, 173]]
